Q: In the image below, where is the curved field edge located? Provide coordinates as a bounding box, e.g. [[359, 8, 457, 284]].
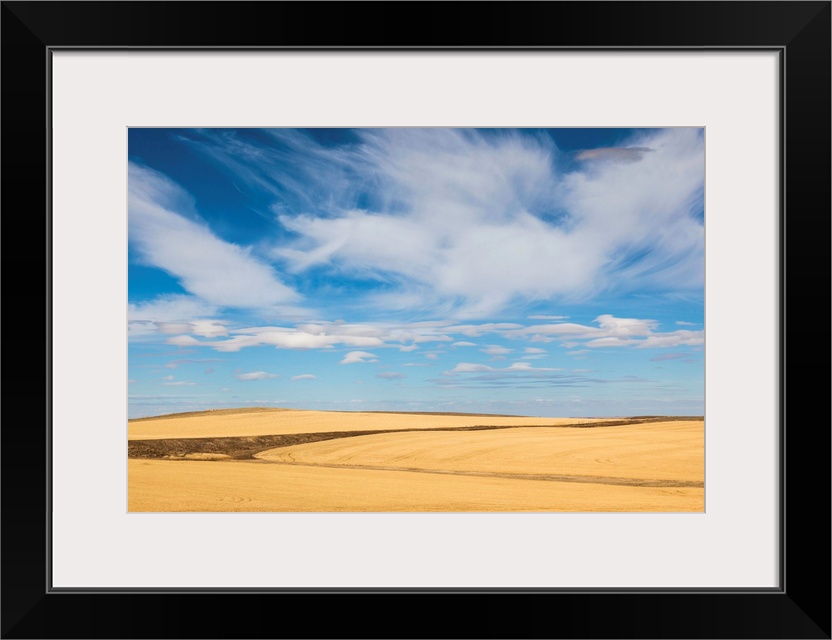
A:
[[127, 410, 621, 441], [127, 416, 702, 460]]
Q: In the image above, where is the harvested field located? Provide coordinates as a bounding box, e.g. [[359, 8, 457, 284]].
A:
[[127, 408, 607, 441], [128, 409, 704, 512], [128, 459, 703, 512], [254, 421, 703, 486]]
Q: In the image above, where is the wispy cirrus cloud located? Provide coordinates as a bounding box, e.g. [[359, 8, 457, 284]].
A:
[[574, 146, 653, 163], [129, 162, 300, 309], [180, 128, 703, 318]]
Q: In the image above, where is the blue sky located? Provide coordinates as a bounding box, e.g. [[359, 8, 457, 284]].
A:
[[128, 128, 704, 418]]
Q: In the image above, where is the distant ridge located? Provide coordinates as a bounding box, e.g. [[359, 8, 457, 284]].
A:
[[130, 406, 704, 423], [129, 407, 294, 422]]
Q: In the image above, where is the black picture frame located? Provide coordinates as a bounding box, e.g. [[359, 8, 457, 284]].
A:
[[2, 2, 829, 638]]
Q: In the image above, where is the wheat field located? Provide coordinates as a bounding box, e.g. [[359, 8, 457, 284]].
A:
[[128, 408, 704, 512]]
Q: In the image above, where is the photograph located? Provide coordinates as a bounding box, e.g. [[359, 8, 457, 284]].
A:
[[127, 127, 705, 513], [2, 0, 828, 635]]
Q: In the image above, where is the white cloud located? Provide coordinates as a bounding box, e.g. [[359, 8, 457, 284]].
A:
[[129, 295, 216, 323], [236, 371, 280, 381], [448, 363, 493, 373], [291, 374, 317, 381], [167, 335, 202, 347], [339, 351, 378, 365], [160, 314, 702, 355], [446, 362, 559, 375], [161, 381, 197, 386], [171, 327, 384, 353], [676, 320, 697, 326], [129, 163, 299, 309], [527, 315, 568, 320], [128, 295, 218, 338], [265, 128, 703, 316], [481, 345, 513, 356], [636, 330, 704, 349], [503, 315, 699, 350], [595, 314, 658, 337], [159, 320, 453, 353]]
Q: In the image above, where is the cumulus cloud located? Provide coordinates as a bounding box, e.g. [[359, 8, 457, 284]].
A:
[[167, 335, 202, 348], [158, 314, 701, 355], [291, 374, 317, 381], [156, 321, 228, 338], [635, 330, 704, 349], [236, 371, 280, 381], [129, 162, 299, 309], [339, 351, 378, 365], [376, 372, 406, 380], [158, 320, 457, 353], [481, 345, 513, 356], [676, 320, 698, 326]]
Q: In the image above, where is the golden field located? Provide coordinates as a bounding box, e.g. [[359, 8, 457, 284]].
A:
[[128, 408, 603, 440], [128, 408, 704, 512]]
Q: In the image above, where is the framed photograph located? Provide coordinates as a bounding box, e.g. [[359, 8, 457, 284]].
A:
[[3, 2, 829, 638]]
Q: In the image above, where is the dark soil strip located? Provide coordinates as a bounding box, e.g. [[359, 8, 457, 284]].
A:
[[128, 417, 702, 460], [128, 431, 386, 460]]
